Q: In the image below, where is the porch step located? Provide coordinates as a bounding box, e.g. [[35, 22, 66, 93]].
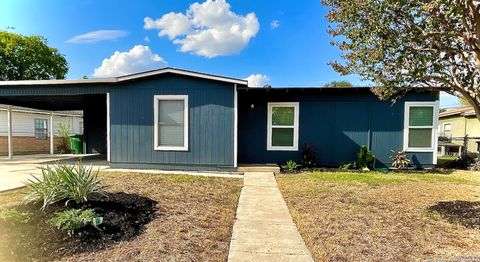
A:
[[237, 164, 280, 173]]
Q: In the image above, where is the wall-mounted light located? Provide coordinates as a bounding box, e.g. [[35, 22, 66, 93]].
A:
[[250, 104, 255, 109]]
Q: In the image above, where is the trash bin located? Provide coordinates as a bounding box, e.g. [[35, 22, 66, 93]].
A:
[[70, 135, 83, 154]]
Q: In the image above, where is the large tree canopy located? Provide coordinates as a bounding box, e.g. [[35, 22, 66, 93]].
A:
[[0, 31, 68, 80], [323, 0, 480, 119]]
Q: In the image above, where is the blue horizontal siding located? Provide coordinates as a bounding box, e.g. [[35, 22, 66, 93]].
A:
[[238, 89, 437, 167], [110, 75, 235, 168], [0, 85, 109, 96]]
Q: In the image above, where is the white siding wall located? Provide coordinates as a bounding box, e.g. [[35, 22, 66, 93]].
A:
[[0, 110, 83, 137]]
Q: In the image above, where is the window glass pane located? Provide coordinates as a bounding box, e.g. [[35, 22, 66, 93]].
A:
[[272, 128, 294, 147], [408, 128, 432, 148], [272, 107, 294, 126], [159, 125, 184, 146], [409, 106, 433, 126], [34, 119, 47, 140], [158, 100, 184, 147], [159, 100, 184, 124]]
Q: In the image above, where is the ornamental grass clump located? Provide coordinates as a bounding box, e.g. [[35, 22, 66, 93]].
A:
[[24, 162, 107, 210]]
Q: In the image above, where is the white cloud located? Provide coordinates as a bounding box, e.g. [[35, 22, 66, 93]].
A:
[[66, 30, 128, 43], [93, 45, 167, 78], [144, 36, 150, 43], [246, 74, 270, 87], [144, 0, 259, 58], [270, 20, 280, 29]]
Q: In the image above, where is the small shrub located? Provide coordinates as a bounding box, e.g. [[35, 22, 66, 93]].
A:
[[301, 144, 317, 167], [56, 122, 72, 154], [444, 155, 476, 169], [48, 208, 102, 236], [285, 160, 298, 171], [390, 150, 410, 169], [0, 208, 31, 224], [340, 162, 357, 171], [24, 162, 106, 210], [357, 145, 374, 171]]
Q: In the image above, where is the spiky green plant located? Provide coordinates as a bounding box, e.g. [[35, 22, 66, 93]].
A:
[[56, 163, 106, 205], [23, 165, 64, 209], [285, 160, 298, 171], [24, 162, 106, 209]]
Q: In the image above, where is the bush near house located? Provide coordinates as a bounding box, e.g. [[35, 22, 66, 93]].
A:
[[56, 122, 72, 154]]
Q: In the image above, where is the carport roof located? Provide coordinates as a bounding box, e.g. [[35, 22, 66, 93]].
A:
[[0, 67, 248, 86]]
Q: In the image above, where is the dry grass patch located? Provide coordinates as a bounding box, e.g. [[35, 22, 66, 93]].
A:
[[0, 172, 242, 262], [277, 170, 480, 261]]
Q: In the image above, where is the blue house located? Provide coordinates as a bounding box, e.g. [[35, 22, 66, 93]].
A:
[[0, 68, 439, 170]]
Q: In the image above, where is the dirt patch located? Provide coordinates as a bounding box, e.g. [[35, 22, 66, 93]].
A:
[[0, 172, 242, 262], [429, 201, 480, 229], [277, 170, 480, 261]]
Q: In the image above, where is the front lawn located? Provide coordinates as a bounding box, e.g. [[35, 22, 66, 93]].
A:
[[0, 172, 242, 261], [277, 171, 480, 261]]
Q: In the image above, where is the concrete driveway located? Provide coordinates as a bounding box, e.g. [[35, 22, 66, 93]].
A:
[[0, 154, 108, 192]]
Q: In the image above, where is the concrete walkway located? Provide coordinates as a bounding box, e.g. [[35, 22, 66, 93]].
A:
[[228, 172, 313, 262], [0, 154, 108, 192]]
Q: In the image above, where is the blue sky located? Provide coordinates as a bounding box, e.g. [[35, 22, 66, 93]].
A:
[[0, 0, 459, 107]]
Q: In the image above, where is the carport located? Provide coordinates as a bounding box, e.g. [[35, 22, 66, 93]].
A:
[[0, 79, 110, 161]]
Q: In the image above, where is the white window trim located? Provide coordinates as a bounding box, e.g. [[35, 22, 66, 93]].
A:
[[106, 93, 110, 162], [442, 122, 452, 135], [267, 102, 299, 151], [403, 101, 439, 153], [153, 95, 189, 151]]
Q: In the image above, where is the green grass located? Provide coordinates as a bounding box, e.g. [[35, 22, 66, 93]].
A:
[[284, 171, 476, 185]]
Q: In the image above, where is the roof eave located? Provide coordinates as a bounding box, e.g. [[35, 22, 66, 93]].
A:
[[0, 67, 248, 86]]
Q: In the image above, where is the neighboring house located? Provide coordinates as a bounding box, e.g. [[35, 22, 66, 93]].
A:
[[0, 68, 439, 169], [0, 105, 83, 155], [438, 106, 480, 156]]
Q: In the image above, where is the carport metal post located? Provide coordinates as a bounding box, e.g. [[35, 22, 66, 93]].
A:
[[50, 112, 54, 154], [7, 105, 13, 159]]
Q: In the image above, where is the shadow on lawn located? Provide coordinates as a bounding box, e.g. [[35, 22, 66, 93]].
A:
[[429, 201, 480, 229], [1, 192, 159, 262]]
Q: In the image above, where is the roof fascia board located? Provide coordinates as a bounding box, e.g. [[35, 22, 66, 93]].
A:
[[117, 68, 247, 85], [0, 68, 247, 86]]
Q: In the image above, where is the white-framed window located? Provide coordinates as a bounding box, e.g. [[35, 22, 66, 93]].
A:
[[154, 95, 189, 151], [34, 119, 48, 140], [267, 102, 299, 151], [403, 101, 439, 152], [442, 122, 452, 137]]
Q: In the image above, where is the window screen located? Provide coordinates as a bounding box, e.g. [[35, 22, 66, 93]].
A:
[[406, 105, 435, 149], [34, 119, 48, 140], [157, 100, 185, 147], [268, 103, 298, 150], [271, 107, 295, 147]]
